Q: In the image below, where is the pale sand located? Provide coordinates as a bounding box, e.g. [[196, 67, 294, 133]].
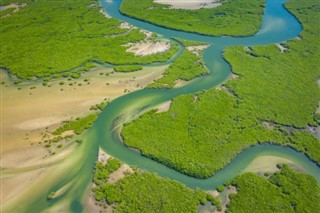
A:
[[156, 101, 172, 113], [119, 22, 133, 30], [154, 0, 221, 10], [206, 190, 220, 198], [0, 64, 168, 207], [187, 45, 210, 56], [99, 8, 111, 18], [174, 79, 190, 88], [140, 30, 153, 39], [276, 43, 287, 53], [86, 149, 133, 211], [0, 3, 27, 13], [126, 41, 171, 56], [1, 65, 167, 153], [97, 148, 111, 163], [222, 186, 237, 212], [108, 164, 133, 184], [216, 85, 234, 96], [230, 73, 239, 80], [244, 155, 295, 173]]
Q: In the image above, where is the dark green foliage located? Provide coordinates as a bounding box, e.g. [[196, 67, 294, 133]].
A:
[[122, 1, 320, 178], [0, 0, 178, 78], [228, 165, 320, 212], [114, 65, 143, 72], [53, 113, 97, 135], [148, 49, 208, 88], [120, 0, 265, 36]]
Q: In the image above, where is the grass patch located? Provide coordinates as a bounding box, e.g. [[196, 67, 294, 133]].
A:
[[53, 113, 98, 135]]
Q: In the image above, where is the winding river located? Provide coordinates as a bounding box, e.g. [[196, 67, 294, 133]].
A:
[[15, 0, 320, 212]]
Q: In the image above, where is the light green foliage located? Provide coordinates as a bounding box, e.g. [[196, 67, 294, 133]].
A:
[[53, 113, 97, 135], [92, 159, 221, 212], [228, 165, 320, 212], [47, 191, 55, 200], [114, 65, 143, 72], [94, 171, 210, 212], [122, 90, 287, 178], [120, 0, 265, 36], [148, 49, 208, 88], [216, 185, 225, 192], [93, 158, 121, 187], [224, 44, 319, 127], [90, 101, 108, 111], [175, 38, 209, 47], [122, 1, 320, 178], [0, 0, 178, 78]]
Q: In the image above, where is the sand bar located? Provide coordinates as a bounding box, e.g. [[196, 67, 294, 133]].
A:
[[154, 0, 222, 10]]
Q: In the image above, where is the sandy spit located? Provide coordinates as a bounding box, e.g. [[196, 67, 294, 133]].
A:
[[154, 0, 222, 10]]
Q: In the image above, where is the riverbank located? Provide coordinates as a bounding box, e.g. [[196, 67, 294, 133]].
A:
[[0, 64, 168, 207]]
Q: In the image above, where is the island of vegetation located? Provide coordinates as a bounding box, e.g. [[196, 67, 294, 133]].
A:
[[121, 0, 320, 178], [92, 157, 221, 212], [120, 0, 265, 36], [91, 157, 319, 212], [148, 40, 209, 88], [227, 164, 320, 212]]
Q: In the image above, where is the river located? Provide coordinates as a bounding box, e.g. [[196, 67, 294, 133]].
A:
[[15, 0, 320, 212]]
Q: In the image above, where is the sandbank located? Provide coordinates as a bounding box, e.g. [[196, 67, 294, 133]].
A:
[[154, 0, 222, 10], [187, 45, 210, 56], [0, 3, 27, 13], [0, 64, 168, 207], [126, 41, 171, 56], [244, 155, 297, 173], [157, 101, 172, 113], [276, 43, 287, 53]]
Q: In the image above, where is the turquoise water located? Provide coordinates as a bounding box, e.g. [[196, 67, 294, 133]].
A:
[[13, 0, 319, 212], [95, 0, 318, 189]]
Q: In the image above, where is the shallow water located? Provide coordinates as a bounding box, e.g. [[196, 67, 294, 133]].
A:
[[8, 0, 320, 212]]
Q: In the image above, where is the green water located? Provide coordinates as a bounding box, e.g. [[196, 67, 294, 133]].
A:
[[9, 0, 320, 212]]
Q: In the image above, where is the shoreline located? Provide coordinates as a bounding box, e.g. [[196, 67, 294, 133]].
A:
[[0, 64, 168, 206]]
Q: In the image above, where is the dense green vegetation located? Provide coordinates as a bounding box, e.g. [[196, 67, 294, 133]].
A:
[[122, 1, 320, 178], [0, 0, 178, 78], [114, 65, 143, 72], [120, 0, 265, 36], [228, 165, 320, 212], [92, 159, 221, 212], [148, 49, 208, 88], [53, 113, 98, 135], [93, 158, 121, 187]]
